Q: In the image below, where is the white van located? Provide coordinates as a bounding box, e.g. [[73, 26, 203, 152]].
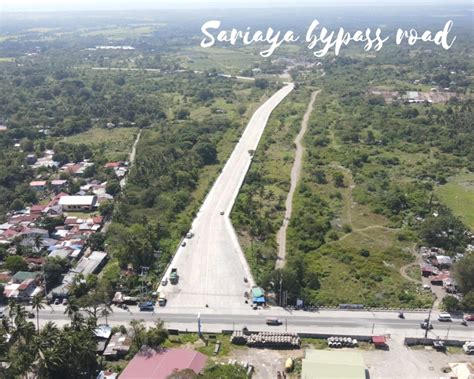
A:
[[438, 313, 452, 322]]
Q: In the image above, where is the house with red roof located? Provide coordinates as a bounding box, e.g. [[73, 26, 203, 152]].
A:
[[119, 348, 208, 379]]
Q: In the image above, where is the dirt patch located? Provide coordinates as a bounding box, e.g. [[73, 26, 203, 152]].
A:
[[224, 348, 304, 379]]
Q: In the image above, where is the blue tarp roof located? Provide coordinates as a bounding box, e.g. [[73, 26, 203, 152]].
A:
[[254, 296, 266, 303]]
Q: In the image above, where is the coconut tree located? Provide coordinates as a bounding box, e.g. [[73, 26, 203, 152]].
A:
[[31, 294, 45, 332]]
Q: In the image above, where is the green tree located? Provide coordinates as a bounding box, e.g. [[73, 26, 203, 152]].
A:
[[44, 257, 70, 288], [453, 253, 474, 295], [332, 172, 345, 187], [441, 295, 460, 312], [5, 255, 28, 273]]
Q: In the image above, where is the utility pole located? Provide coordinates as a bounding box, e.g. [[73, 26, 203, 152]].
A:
[[424, 308, 432, 339], [140, 266, 149, 300], [279, 275, 283, 307], [197, 312, 202, 338]]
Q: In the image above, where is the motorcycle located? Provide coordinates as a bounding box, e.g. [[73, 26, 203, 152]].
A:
[[398, 312, 405, 319]]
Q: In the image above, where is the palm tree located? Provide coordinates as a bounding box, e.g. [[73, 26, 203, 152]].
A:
[[100, 303, 113, 325], [33, 234, 44, 253], [31, 294, 45, 332]]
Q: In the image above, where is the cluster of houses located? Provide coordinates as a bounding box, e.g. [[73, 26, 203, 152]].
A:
[[0, 151, 131, 302], [419, 246, 467, 295]]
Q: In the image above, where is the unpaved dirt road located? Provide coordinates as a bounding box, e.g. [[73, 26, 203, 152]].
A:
[[276, 91, 319, 269]]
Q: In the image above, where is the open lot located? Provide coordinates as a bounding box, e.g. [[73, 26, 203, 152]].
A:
[[63, 127, 139, 161], [436, 173, 474, 231]]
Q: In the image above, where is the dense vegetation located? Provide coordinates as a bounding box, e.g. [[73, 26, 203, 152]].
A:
[[234, 45, 473, 308]]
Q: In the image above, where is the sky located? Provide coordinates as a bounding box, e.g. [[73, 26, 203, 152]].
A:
[[0, 0, 464, 12]]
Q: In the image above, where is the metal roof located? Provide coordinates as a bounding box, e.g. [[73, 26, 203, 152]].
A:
[[120, 348, 207, 379]]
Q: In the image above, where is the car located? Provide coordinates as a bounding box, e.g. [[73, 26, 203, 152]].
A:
[[139, 301, 155, 312], [464, 314, 474, 322], [62, 298, 68, 305], [181, 241, 186, 247], [186, 232, 194, 239], [161, 278, 168, 286], [438, 313, 452, 322], [421, 321, 433, 330], [220, 211, 225, 215], [54, 298, 61, 305], [266, 317, 282, 326]]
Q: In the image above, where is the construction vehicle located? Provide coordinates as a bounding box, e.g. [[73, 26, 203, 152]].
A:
[[170, 268, 178, 284]]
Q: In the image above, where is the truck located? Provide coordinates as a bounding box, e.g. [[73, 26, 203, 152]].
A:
[[170, 268, 178, 284]]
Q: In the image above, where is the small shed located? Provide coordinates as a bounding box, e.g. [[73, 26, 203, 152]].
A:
[[372, 336, 387, 348]]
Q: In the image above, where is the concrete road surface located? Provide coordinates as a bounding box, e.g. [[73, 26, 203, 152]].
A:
[[159, 83, 294, 309], [34, 305, 473, 341]]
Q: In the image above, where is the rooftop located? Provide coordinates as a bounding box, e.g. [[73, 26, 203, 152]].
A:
[[120, 348, 207, 379], [59, 195, 96, 206]]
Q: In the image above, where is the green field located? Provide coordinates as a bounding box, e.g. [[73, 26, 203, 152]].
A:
[[180, 47, 260, 74], [63, 127, 138, 161], [436, 173, 474, 230]]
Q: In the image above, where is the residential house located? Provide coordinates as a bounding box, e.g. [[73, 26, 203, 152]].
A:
[[119, 348, 208, 379], [58, 195, 97, 212], [103, 333, 132, 359], [51, 179, 68, 191], [29, 181, 47, 191]]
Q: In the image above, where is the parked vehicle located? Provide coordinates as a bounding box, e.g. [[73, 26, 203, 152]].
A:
[[438, 313, 452, 322], [181, 241, 186, 247], [186, 232, 194, 239], [464, 314, 474, 322], [27, 312, 35, 319], [139, 301, 154, 312], [266, 317, 282, 326], [158, 294, 167, 306], [170, 268, 178, 284], [54, 298, 61, 305], [463, 341, 474, 354], [62, 298, 68, 305], [161, 278, 168, 286], [220, 211, 225, 215]]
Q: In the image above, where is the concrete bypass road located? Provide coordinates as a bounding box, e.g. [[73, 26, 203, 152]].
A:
[[158, 83, 294, 309], [34, 306, 473, 341]]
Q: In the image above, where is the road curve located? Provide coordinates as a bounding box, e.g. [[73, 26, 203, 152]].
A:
[[276, 91, 318, 269], [159, 83, 294, 310]]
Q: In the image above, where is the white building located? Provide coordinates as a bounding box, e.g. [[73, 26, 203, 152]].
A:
[[58, 196, 97, 211]]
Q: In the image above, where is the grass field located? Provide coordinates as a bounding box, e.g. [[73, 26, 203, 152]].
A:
[[63, 127, 138, 161], [436, 173, 474, 230], [180, 47, 259, 74], [80, 25, 161, 38]]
